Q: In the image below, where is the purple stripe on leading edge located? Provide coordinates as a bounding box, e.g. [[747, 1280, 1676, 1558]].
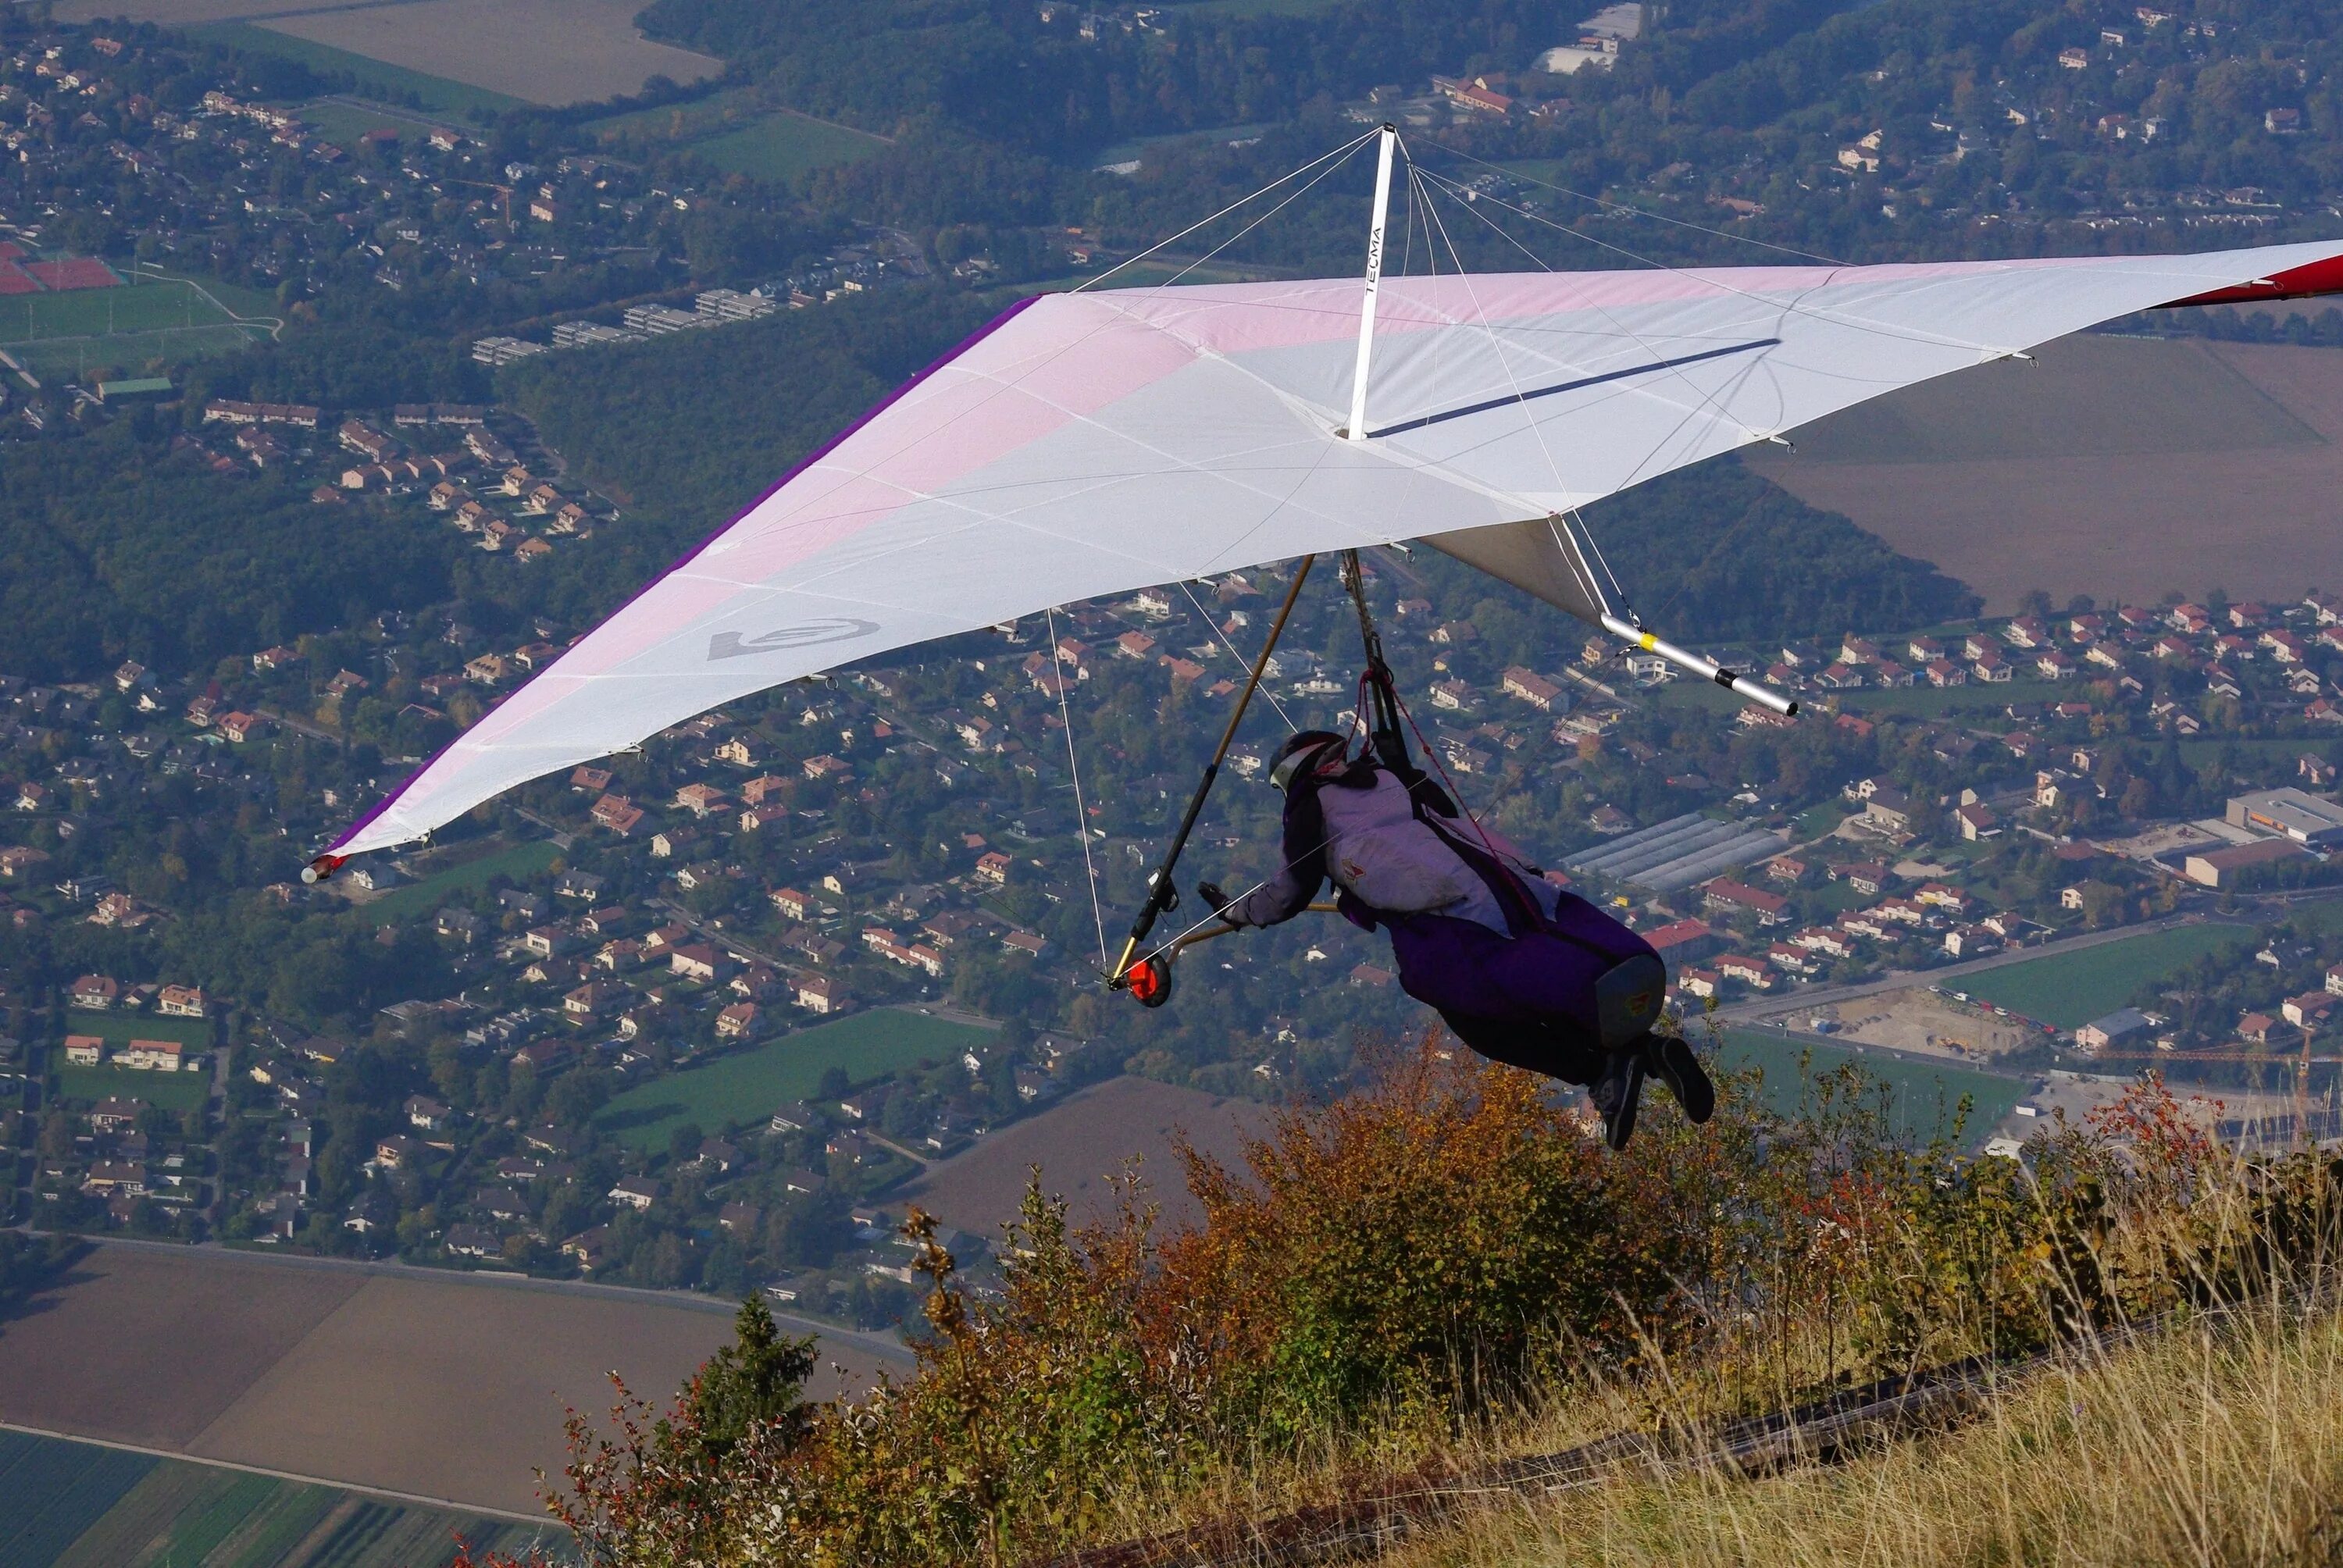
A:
[[328, 293, 1048, 855]]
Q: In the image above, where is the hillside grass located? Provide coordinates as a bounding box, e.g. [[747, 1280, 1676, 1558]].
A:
[[1401, 1299, 2343, 1568], [1955, 922, 2252, 1028], [596, 1007, 993, 1146]]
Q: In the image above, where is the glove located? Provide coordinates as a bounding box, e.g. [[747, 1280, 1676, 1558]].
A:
[[1198, 881, 1242, 925]]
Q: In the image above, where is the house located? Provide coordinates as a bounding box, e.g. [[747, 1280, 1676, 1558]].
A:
[[1792, 927, 1854, 960], [608, 1177, 661, 1212], [116, 1039, 187, 1071], [772, 887, 811, 921], [216, 711, 262, 743], [674, 782, 732, 818], [405, 1096, 451, 1131], [797, 975, 840, 1014], [2239, 1012, 2277, 1046], [1500, 667, 1566, 711], [62, 1035, 105, 1065], [87, 1096, 144, 1132], [669, 944, 726, 983], [83, 1162, 148, 1198], [69, 972, 120, 1014], [562, 1225, 612, 1270], [445, 1224, 501, 1260], [1942, 926, 1999, 959], [2284, 992, 2337, 1031], [1701, 880, 1788, 925], [975, 851, 1013, 885], [2076, 1008, 2152, 1052], [1863, 786, 1915, 834], [2183, 838, 2305, 889], [564, 981, 621, 1020], [1678, 968, 1722, 1000], [374, 1134, 420, 1169], [1717, 954, 1774, 989], [1956, 803, 1999, 841], [715, 1001, 761, 1041], [591, 794, 645, 837], [1643, 918, 1719, 964], [719, 1201, 762, 1235]]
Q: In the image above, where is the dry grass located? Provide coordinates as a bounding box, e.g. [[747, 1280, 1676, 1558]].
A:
[[1386, 1299, 2343, 1568]]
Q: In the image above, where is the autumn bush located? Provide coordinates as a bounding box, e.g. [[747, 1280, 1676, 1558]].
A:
[[457, 1039, 2343, 1568]]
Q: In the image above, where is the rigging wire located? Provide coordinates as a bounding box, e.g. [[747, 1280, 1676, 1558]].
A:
[[1151, 136, 1375, 291], [1409, 162, 1769, 490], [1180, 579, 1300, 735], [1075, 126, 1382, 294], [1405, 155, 1578, 507], [1046, 604, 1111, 969], [1407, 162, 1996, 360], [1416, 140, 1853, 267]]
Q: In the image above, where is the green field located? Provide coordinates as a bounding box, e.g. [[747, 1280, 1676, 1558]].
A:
[[1954, 923, 2254, 1029], [598, 1007, 995, 1146], [292, 98, 454, 150], [192, 25, 528, 120], [695, 112, 890, 182], [584, 91, 886, 184], [64, 1010, 212, 1048], [5, 324, 254, 382], [1716, 1027, 2028, 1147], [0, 269, 274, 379], [0, 1429, 551, 1568], [54, 1063, 209, 1110], [362, 839, 562, 921]]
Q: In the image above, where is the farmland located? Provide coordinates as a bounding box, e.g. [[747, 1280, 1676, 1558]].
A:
[[1715, 1026, 2030, 1147], [247, 0, 722, 109], [186, 23, 529, 120], [1748, 337, 2343, 612], [899, 1074, 1272, 1238], [1952, 922, 2255, 1029], [0, 1243, 897, 1515], [597, 1007, 995, 1148], [0, 1429, 555, 1568]]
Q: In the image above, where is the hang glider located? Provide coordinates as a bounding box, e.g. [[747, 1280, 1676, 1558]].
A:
[[316, 138, 2343, 869]]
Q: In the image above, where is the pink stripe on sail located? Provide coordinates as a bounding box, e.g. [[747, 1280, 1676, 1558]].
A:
[[332, 292, 1061, 851], [481, 304, 1200, 704]]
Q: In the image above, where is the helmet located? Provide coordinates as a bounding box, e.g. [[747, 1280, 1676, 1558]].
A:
[[1268, 730, 1348, 793]]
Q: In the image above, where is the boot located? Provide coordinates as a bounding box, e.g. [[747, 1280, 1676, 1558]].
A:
[[1590, 1043, 1647, 1152], [1641, 1033, 1716, 1125]]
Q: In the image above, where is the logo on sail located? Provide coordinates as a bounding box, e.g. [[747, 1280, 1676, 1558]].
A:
[[707, 619, 880, 661]]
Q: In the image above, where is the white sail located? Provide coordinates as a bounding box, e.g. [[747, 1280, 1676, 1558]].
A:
[[330, 241, 2343, 857]]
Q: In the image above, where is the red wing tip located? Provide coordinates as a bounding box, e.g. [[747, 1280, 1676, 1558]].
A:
[[302, 853, 348, 885]]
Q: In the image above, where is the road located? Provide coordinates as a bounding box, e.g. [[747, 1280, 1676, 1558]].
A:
[[1714, 910, 2220, 1025]]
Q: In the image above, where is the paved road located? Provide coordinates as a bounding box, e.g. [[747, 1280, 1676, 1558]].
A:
[[1715, 911, 2217, 1025]]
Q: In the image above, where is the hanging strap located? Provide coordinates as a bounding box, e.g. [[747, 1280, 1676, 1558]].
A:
[[1340, 550, 1456, 820]]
